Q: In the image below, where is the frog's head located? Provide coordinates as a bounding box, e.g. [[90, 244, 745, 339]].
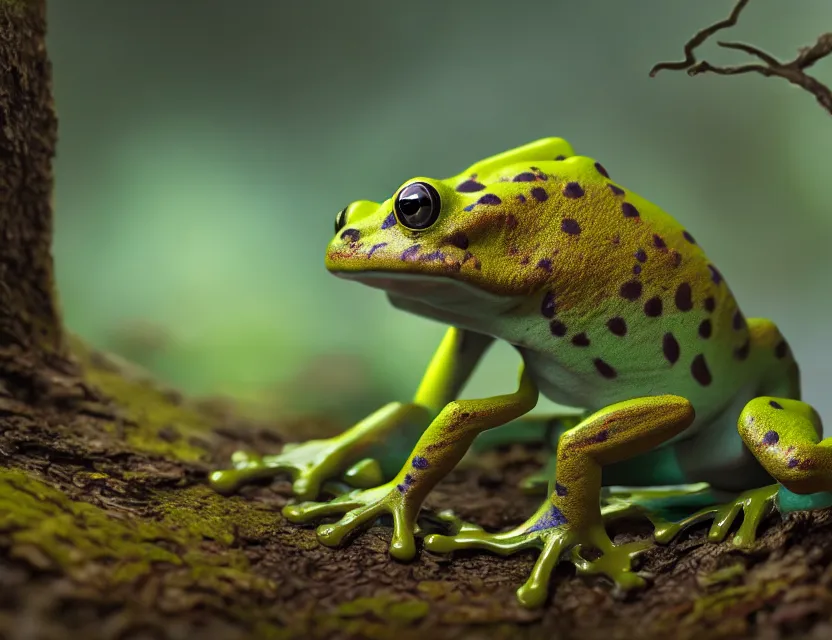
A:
[[325, 138, 596, 323]]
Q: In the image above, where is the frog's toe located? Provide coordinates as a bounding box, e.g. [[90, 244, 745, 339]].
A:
[[653, 484, 778, 547], [342, 457, 384, 488], [570, 538, 651, 592], [424, 524, 537, 555]]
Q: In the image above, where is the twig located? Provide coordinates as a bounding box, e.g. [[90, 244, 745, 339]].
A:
[[650, 0, 832, 116]]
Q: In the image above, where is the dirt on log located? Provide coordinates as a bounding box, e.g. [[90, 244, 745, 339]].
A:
[[0, 1, 831, 639]]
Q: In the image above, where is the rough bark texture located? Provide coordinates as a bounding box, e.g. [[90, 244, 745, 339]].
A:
[[0, 1, 831, 639]]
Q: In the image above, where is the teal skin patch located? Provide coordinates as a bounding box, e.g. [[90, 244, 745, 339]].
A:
[[777, 486, 832, 514]]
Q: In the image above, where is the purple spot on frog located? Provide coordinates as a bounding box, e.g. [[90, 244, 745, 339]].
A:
[[635, 249, 647, 263], [412, 456, 429, 470], [478, 194, 502, 205], [516, 194, 527, 203], [447, 231, 469, 250], [762, 430, 780, 445], [340, 228, 360, 243], [593, 429, 609, 443], [594, 162, 610, 178], [381, 212, 396, 229], [788, 458, 799, 469], [561, 218, 581, 235], [513, 172, 536, 182], [708, 264, 723, 285], [555, 483, 568, 497], [653, 234, 666, 249], [562, 182, 584, 198], [367, 242, 387, 258], [403, 474, 414, 485], [396, 483, 407, 493], [621, 202, 639, 218], [421, 250, 446, 262], [537, 258, 552, 272], [401, 245, 421, 261], [526, 505, 568, 532], [555, 155, 566, 161], [608, 184, 625, 196], [683, 230, 696, 244], [769, 400, 784, 410], [541, 291, 556, 318], [633, 264, 642, 275], [531, 187, 548, 202], [463, 204, 475, 212], [456, 179, 486, 193]]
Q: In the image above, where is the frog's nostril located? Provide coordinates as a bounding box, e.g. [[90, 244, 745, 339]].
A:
[[334, 207, 347, 234]]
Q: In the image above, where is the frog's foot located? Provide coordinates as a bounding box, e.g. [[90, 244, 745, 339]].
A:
[[283, 480, 422, 560], [208, 442, 385, 500], [653, 484, 779, 548], [424, 501, 650, 608]]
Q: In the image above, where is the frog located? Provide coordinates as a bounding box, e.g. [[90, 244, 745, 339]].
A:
[[210, 138, 832, 608]]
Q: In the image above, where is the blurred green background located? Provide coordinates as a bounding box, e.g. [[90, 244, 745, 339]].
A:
[[45, 0, 832, 428]]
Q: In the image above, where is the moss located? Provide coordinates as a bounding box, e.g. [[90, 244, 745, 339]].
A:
[[69, 334, 216, 463]]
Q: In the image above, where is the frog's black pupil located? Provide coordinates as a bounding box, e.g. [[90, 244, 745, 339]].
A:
[[394, 182, 440, 230]]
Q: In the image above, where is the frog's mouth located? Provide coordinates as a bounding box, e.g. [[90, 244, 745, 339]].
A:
[[332, 271, 522, 326]]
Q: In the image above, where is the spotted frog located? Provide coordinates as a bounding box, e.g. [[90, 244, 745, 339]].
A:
[[211, 138, 832, 608]]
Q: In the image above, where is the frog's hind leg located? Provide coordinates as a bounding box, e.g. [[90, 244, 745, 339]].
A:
[[424, 395, 695, 608]]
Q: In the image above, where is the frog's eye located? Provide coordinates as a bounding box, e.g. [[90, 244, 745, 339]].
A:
[[394, 182, 441, 230], [334, 207, 347, 234]]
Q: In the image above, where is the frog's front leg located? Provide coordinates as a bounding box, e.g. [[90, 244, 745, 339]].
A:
[[424, 395, 695, 608], [283, 363, 538, 560], [209, 327, 493, 500]]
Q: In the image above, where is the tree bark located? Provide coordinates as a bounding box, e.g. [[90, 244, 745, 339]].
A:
[[0, 2, 830, 640]]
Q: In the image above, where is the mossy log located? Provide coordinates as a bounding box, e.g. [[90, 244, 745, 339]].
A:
[[0, 1, 831, 639]]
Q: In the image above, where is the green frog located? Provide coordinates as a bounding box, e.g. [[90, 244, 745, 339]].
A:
[[210, 138, 832, 608]]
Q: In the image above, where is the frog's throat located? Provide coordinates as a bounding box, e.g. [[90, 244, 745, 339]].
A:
[[333, 271, 523, 329]]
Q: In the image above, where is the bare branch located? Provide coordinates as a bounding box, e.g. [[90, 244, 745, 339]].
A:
[[650, 0, 832, 116]]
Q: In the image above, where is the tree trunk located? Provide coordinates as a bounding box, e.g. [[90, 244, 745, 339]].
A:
[[0, 2, 830, 639]]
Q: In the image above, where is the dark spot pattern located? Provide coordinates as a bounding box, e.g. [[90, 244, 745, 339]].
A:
[[635, 249, 647, 263], [733, 309, 746, 330], [561, 218, 581, 235], [621, 202, 639, 218], [513, 172, 536, 182], [381, 212, 396, 229], [340, 228, 360, 243], [708, 264, 723, 285], [367, 242, 387, 258], [593, 358, 617, 379], [562, 182, 584, 199], [555, 483, 568, 496], [691, 354, 712, 386], [446, 232, 469, 250], [593, 429, 609, 443], [571, 332, 590, 347], [653, 234, 666, 249], [541, 292, 556, 318], [456, 179, 485, 193], [550, 320, 567, 337], [775, 340, 789, 359], [671, 250, 682, 267], [526, 505, 568, 532], [699, 319, 712, 338], [675, 282, 693, 311], [396, 483, 407, 493], [735, 339, 750, 361], [663, 333, 680, 364], [477, 194, 501, 205], [516, 194, 527, 203], [620, 280, 643, 301], [555, 155, 566, 161], [609, 184, 625, 196], [644, 296, 663, 317], [421, 250, 446, 262], [594, 162, 610, 178], [537, 258, 552, 271], [769, 400, 784, 410], [788, 458, 799, 469], [762, 430, 780, 445], [401, 245, 421, 261], [683, 230, 696, 244], [607, 317, 627, 336], [704, 296, 716, 312], [412, 456, 429, 470], [531, 187, 549, 202], [633, 264, 642, 275]]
